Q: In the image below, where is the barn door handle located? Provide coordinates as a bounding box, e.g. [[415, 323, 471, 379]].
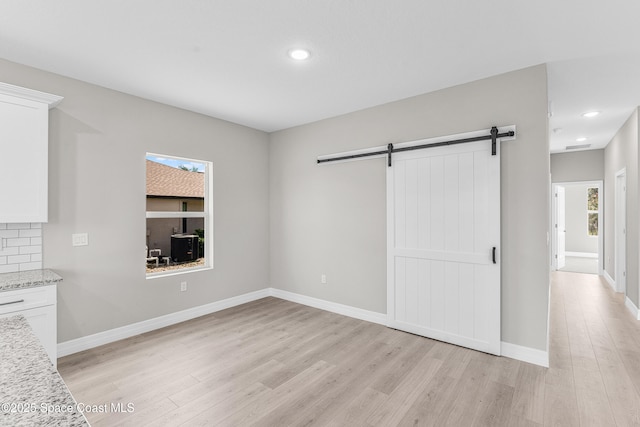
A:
[[492, 247, 497, 264]]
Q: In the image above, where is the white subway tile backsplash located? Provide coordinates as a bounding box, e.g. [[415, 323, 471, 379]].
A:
[[8, 254, 31, 264], [7, 223, 31, 230], [20, 261, 42, 271], [0, 264, 19, 274], [6, 238, 30, 247], [19, 245, 41, 255], [19, 229, 41, 238], [0, 247, 20, 257], [0, 223, 43, 272]]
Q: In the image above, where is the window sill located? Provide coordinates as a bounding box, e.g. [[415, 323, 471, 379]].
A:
[[146, 265, 213, 280]]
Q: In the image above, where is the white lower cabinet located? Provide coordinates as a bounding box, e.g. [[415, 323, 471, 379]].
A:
[[0, 285, 57, 367]]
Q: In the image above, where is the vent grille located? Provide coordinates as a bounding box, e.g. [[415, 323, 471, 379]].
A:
[[565, 144, 591, 150]]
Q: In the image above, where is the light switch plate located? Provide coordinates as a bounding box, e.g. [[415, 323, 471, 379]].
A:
[[72, 233, 89, 246]]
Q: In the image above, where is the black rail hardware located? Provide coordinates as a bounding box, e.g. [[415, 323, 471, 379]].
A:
[[317, 126, 515, 167]]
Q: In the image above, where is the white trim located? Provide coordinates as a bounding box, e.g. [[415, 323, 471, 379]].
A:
[[625, 296, 640, 320], [603, 270, 616, 292], [57, 288, 270, 357], [0, 82, 63, 108], [58, 286, 550, 368], [145, 266, 213, 280], [146, 211, 206, 219], [501, 342, 549, 368], [551, 183, 563, 271], [270, 288, 387, 325], [615, 169, 627, 294], [388, 319, 496, 354], [565, 251, 598, 259], [145, 152, 214, 277], [551, 180, 603, 275]]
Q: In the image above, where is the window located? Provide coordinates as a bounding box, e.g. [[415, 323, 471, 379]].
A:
[[587, 187, 598, 236], [145, 153, 213, 277]]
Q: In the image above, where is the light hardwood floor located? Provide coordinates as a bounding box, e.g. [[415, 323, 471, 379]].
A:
[[58, 272, 640, 426]]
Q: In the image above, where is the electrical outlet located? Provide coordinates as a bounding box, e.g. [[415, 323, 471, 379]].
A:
[[321, 274, 327, 284], [72, 233, 89, 246], [180, 281, 187, 292]]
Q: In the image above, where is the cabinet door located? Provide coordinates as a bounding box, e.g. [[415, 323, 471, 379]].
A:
[[22, 305, 57, 367], [0, 93, 49, 223]]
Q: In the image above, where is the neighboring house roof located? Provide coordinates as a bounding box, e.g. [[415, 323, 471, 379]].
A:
[[146, 160, 204, 198]]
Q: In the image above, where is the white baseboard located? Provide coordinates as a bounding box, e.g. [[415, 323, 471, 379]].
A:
[[603, 270, 616, 292], [273, 289, 548, 367], [269, 288, 387, 326], [57, 288, 271, 357], [565, 251, 598, 258], [58, 287, 548, 369], [501, 342, 549, 368], [625, 296, 640, 320]]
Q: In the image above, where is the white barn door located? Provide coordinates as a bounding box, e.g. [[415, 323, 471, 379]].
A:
[[387, 139, 501, 355]]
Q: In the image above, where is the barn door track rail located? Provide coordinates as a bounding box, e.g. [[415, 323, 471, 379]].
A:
[[317, 126, 515, 167]]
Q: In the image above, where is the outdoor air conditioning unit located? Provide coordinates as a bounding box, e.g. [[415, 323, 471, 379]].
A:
[[171, 234, 199, 262]]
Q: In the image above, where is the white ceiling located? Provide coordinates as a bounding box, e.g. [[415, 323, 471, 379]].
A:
[[2, 1, 640, 152]]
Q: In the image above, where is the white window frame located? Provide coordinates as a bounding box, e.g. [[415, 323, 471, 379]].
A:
[[145, 152, 214, 279]]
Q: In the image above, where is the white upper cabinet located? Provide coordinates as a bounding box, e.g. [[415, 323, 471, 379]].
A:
[[0, 83, 63, 223]]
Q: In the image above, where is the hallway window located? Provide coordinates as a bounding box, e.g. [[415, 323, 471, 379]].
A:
[[587, 187, 598, 236]]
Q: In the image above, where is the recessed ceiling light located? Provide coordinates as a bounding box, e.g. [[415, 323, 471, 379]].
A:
[[576, 137, 587, 142], [582, 111, 600, 118], [288, 49, 311, 61]]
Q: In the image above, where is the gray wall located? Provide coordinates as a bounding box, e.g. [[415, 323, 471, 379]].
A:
[[564, 184, 598, 254], [0, 59, 270, 342], [604, 109, 639, 305], [551, 150, 604, 183], [1, 58, 552, 352], [270, 65, 550, 351]]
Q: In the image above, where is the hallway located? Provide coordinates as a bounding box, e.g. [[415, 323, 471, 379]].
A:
[[550, 271, 640, 425]]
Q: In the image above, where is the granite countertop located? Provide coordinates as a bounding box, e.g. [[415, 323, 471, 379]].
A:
[[0, 315, 89, 426], [0, 269, 62, 293]]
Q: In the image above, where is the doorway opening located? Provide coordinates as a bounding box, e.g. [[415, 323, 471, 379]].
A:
[[552, 181, 603, 275]]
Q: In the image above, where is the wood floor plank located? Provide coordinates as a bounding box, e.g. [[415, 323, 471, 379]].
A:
[[215, 360, 337, 427], [368, 332, 436, 394], [166, 358, 283, 408], [434, 357, 495, 426], [510, 358, 546, 423], [396, 368, 460, 427], [365, 355, 442, 426], [573, 366, 617, 426], [543, 381, 580, 427], [474, 380, 515, 427], [176, 382, 271, 427], [248, 337, 405, 426], [324, 387, 388, 427]]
